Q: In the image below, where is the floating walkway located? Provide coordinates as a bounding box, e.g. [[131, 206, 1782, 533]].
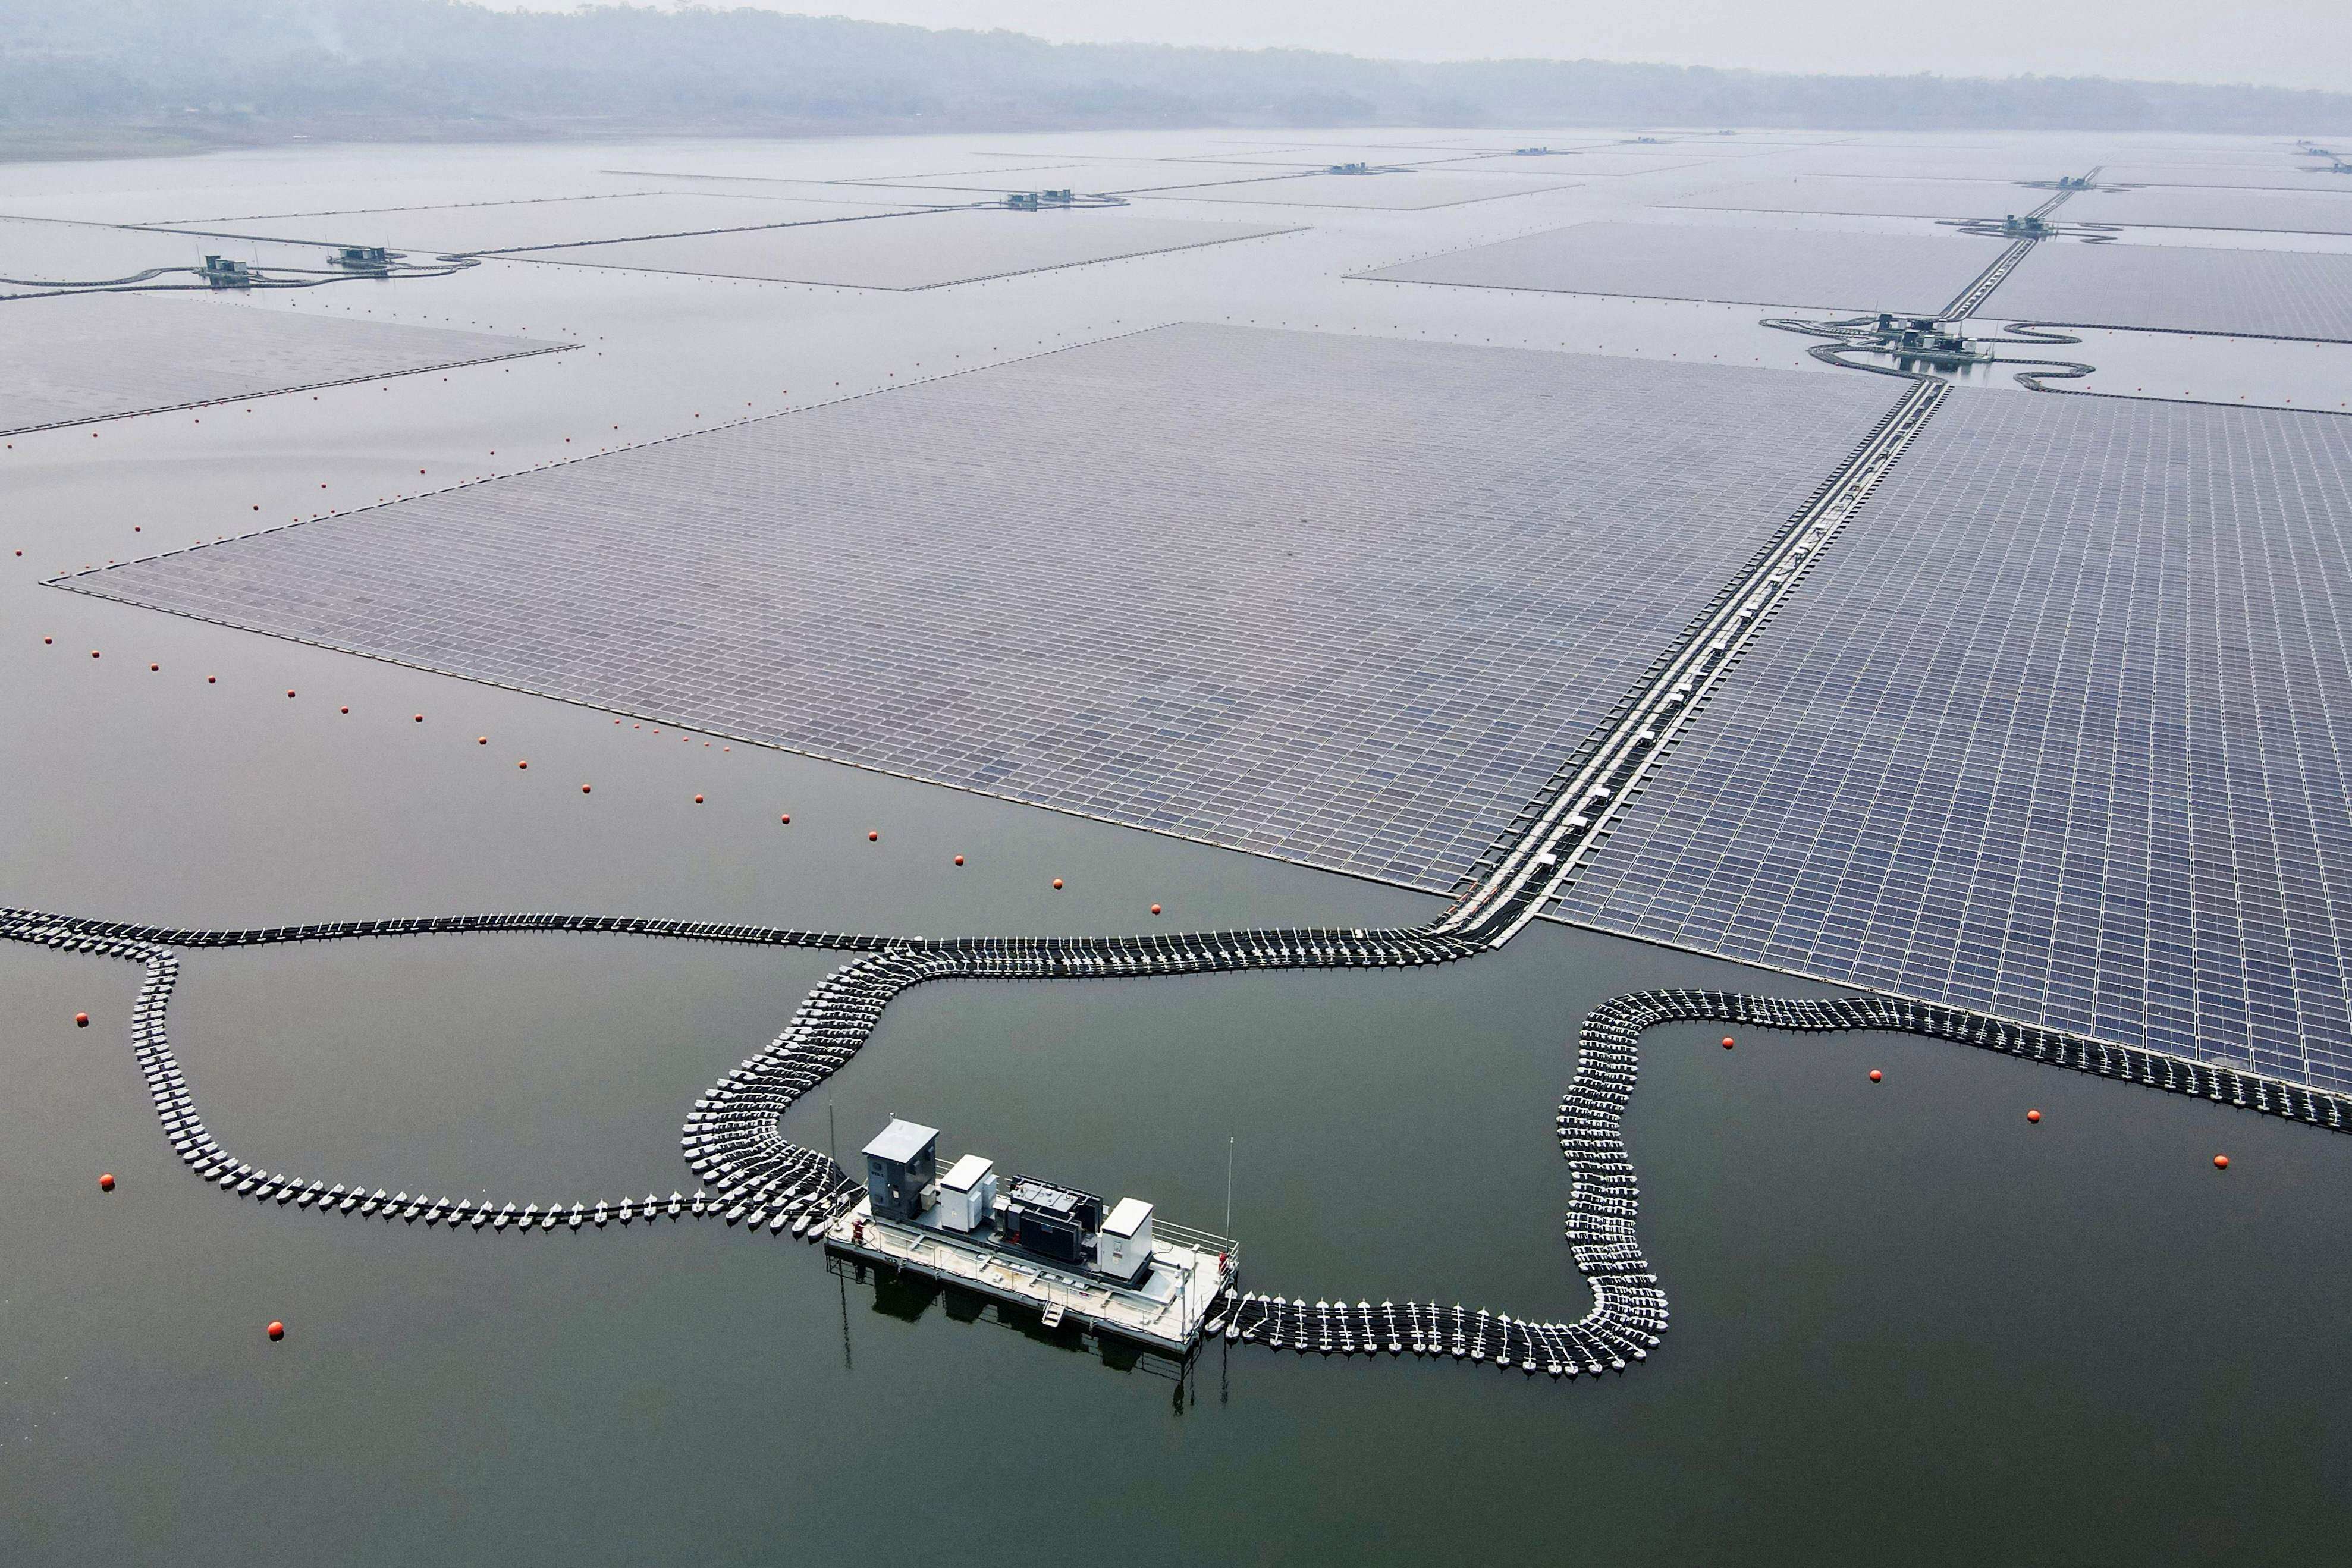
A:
[[8, 897, 2347, 1391]]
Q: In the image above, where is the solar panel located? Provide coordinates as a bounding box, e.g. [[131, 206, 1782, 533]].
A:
[[2063, 185, 2352, 235], [1665, 176, 2042, 219], [137, 191, 928, 254], [1557, 388, 2352, 1093], [1142, 170, 1579, 209], [61, 323, 1900, 896], [0, 291, 552, 436], [504, 208, 1300, 290], [1357, 220, 2008, 315], [1982, 239, 2352, 341]]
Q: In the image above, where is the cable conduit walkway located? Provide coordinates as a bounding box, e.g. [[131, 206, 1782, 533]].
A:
[[7, 904, 2344, 1384]]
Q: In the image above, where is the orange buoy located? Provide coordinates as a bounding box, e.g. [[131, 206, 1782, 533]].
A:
[[780, 814, 791, 824], [868, 831, 879, 841], [99, 1173, 115, 1190], [285, 689, 296, 697], [207, 675, 215, 684], [1150, 904, 1162, 916], [581, 784, 592, 794], [476, 736, 487, 745], [517, 759, 528, 770], [412, 713, 423, 723], [92, 650, 101, 659], [266, 1321, 285, 1341], [2213, 1154, 2229, 1170], [1869, 1069, 1882, 1082], [74, 1012, 89, 1027], [1720, 1036, 1734, 1049], [953, 854, 965, 866], [693, 794, 704, 804], [149, 662, 159, 671], [1051, 879, 1064, 890], [339, 706, 349, 714], [2027, 1109, 2042, 1123]]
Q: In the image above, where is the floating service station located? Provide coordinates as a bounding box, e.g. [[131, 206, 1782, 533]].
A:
[[827, 1118, 1238, 1355]]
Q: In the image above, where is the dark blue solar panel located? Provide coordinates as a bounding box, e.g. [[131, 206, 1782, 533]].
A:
[[1560, 389, 2352, 1093], [62, 324, 1899, 897]]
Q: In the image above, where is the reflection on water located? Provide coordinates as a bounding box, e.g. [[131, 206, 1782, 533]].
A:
[[837, 1255, 1195, 1389]]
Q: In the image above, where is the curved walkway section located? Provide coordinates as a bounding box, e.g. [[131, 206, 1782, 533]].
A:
[[10, 903, 2348, 1387]]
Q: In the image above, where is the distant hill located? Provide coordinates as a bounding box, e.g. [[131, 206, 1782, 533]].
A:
[[3, 0, 2347, 156]]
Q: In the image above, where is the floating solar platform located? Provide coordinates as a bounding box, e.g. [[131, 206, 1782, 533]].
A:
[[1225, 145, 1707, 177], [503, 208, 1298, 290], [2062, 186, 2352, 235], [1356, 220, 2007, 315], [1557, 389, 2352, 1093], [1980, 239, 2352, 341], [0, 291, 558, 436], [0, 215, 326, 298], [1182, 146, 1508, 168], [1772, 150, 2119, 183], [1144, 171, 1580, 210], [139, 191, 930, 256], [2100, 162, 2352, 191], [1447, 151, 1710, 178], [849, 163, 1288, 197], [1666, 176, 2046, 220], [61, 324, 1901, 893]]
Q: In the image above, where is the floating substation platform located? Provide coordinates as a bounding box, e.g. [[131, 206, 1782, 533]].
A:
[[825, 1118, 1238, 1356]]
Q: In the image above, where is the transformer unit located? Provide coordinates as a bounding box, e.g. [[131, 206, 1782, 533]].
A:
[[1004, 1176, 1103, 1265], [1097, 1198, 1155, 1285], [937, 1154, 997, 1233], [199, 255, 255, 289]]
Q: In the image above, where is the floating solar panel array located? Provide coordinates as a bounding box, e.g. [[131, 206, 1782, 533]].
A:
[[2063, 186, 2352, 235], [1557, 389, 2352, 1093], [62, 323, 1900, 894], [1770, 149, 2121, 184], [0, 216, 324, 298], [1358, 221, 2008, 315], [503, 208, 1300, 290], [846, 162, 1290, 196], [0, 293, 556, 436], [1145, 171, 1580, 210], [2100, 162, 2352, 190], [1665, 176, 2043, 220], [140, 191, 932, 255], [1981, 240, 2352, 342]]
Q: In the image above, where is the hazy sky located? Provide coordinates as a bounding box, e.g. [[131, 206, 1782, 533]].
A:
[[473, 1, 2352, 93]]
